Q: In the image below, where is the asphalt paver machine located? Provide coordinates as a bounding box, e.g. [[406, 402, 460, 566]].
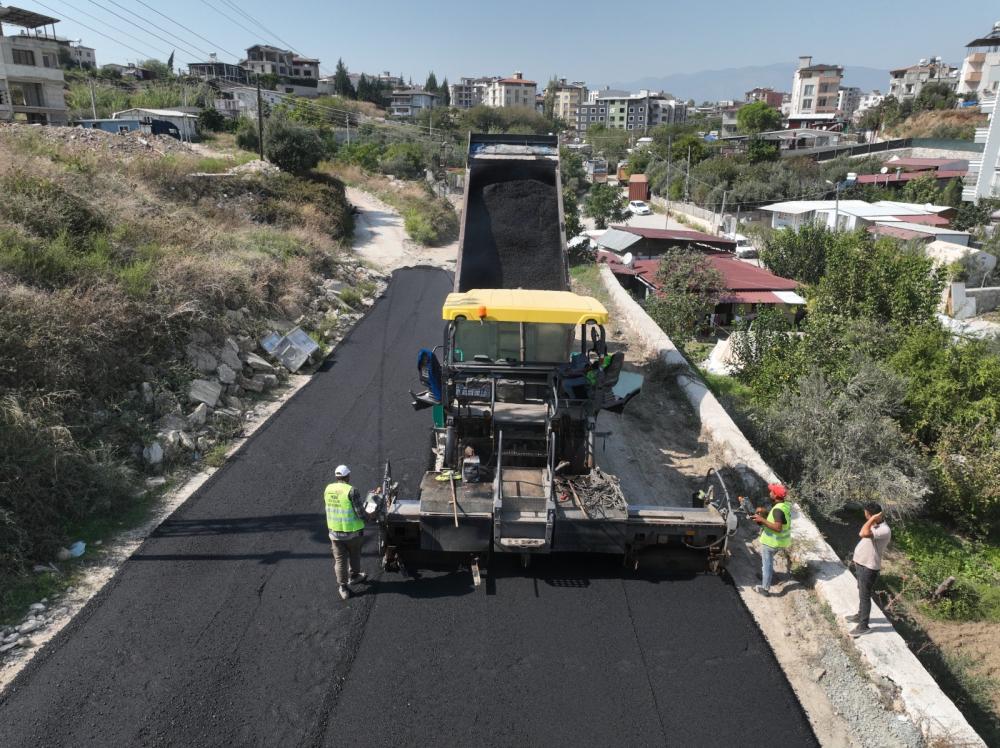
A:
[[374, 134, 731, 580]]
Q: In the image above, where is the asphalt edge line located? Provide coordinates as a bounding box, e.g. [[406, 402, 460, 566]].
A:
[[0, 269, 414, 695], [598, 264, 986, 748]]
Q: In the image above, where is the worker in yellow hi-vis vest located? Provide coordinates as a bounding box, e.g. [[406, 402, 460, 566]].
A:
[[751, 483, 791, 597], [325, 465, 369, 601]]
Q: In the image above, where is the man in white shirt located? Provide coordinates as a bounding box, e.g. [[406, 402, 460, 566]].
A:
[[846, 502, 891, 637]]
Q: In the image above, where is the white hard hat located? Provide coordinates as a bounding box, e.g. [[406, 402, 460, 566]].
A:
[[334, 464, 351, 478]]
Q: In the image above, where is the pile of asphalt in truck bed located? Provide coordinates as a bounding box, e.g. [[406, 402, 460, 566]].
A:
[[460, 178, 565, 291]]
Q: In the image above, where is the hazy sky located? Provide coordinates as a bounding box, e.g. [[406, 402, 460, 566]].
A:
[[17, 0, 1000, 86]]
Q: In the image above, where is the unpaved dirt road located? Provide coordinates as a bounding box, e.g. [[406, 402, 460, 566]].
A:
[[347, 187, 457, 271], [0, 267, 815, 747]]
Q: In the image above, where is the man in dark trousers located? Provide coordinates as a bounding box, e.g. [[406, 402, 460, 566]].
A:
[[324, 464, 369, 601], [847, 502, 891, 637], [752, 483, 791, 596]]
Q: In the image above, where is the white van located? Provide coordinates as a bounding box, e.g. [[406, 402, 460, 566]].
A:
[[730, 233, 758, 259]]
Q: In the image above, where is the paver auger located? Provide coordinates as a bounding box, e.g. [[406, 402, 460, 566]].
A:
[[371, 134, 732, 580]]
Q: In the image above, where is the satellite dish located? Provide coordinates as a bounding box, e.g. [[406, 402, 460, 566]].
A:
[[621, 252, 634, 268], [880, 166, 889, 174]]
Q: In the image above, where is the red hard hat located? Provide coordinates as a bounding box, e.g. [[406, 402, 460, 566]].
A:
[[768, 483, 787, 499]]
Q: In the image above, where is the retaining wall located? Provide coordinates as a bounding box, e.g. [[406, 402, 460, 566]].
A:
[[598, 264, 986, 747]]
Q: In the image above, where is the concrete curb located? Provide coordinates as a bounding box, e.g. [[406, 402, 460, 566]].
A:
[[599, 264, 986, 747]]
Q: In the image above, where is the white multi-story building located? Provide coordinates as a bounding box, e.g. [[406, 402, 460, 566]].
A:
[[448, 76, 491, 109], [854, 90, 884, 122], [957, 22, 1000, 101], [0, 6, 68, 125], [483, 72, 536, 109], [963, 97, 1000, 201], [888, 58, 958, 101], [790, 56, 843, 118]]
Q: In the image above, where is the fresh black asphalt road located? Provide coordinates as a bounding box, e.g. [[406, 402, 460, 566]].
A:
[[0, 267, 816, 747]]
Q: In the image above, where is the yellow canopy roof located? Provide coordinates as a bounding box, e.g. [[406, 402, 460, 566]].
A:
[[443, 289, 609, 325]]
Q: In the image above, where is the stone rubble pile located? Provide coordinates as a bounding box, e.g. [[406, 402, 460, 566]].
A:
[[0, 121, 193, 158], [0, 599, 70, 657]]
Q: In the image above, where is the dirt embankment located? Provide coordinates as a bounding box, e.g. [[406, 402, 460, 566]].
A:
[[0, 123, 378, 603]]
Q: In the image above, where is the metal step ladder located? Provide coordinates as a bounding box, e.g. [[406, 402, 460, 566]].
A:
[[492, 430, 555, 553]]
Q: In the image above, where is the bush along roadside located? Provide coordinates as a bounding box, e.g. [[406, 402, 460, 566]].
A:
[[0, 123, 387, 639]]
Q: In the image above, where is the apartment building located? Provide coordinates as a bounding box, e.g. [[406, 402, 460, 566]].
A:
[[963, 96, 1000, 200], [0, 6, 68, 125], [837, 86, 861, 118], [483, 72, 537, 109], [957, 22, 1000, 100], [854, 90, 884, 122], [551, 78, 586, 129], [389, 89, 438, 118], [888, 58, 958, 101], [448, 76, 491, 109], [576, 90, 683, 133], [54, 38, 95, 69], [790, 56, 843, 117], [745, 87, 785, 108], [241, 44, 320, 96]]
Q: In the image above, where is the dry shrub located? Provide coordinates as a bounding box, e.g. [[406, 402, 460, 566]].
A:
[[0, 280, 183, 400], [0, 392, 133, 575]]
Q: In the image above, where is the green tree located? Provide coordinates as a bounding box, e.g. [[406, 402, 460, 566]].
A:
[[644, 248, 724, 342], [139, 58, 171, 79], [235, 117, 260, 153], [197, 107, 227, 132], [812, 232, 943, 324], [333, 58, 355, 99], [759, 223, 834, 284], [914, 81, 958, 112], [379, 142, 426, 179], [263, 116, 324, 174], [763, 364, 929, 519], [559, 146, 587, 194], [736, 101, 782, 135], [940, 177, 963, 209], [584, 124, 630, 162], [582, 182, 627, 229], [901, 174, 941, 204], [746, 138, 779, 164], [425, 71, 438, 92], [439, 77, 450, 106], [563, 189, 583, 239]]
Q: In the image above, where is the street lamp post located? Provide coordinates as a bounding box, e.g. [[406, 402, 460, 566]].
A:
[[825, 172, 857, 231]]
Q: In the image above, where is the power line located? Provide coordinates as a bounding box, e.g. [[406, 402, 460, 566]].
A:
[[29, 0, 165, 59], [132, 0, 242, 62], [97, 0, 214, 60], [82, 0, 202, 61], [195, 0, 263, 43]]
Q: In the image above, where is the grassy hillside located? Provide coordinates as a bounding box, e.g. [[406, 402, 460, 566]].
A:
[[886, 109, 987, 141], [0, 123, 361, 608]]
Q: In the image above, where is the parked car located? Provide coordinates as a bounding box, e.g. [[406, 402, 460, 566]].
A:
[[628, 200, 652, 215]]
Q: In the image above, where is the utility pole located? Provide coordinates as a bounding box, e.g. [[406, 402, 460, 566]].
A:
[[665, 136, 673, 229], [718, 190, 728, 235], [182, 85, 188, 143], [89, 78, 97, 120], [346, 114, 351, 145], [684, 145, 691, 202], [256, 77, 265, 161]]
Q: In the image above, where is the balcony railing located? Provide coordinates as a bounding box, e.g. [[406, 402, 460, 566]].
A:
[[0, 63, 64, 83], [965, 71, 983, 83], [968, 53, 987, 64]]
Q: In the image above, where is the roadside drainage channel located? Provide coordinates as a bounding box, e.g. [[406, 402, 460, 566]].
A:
[[598, 264, 986, 747]]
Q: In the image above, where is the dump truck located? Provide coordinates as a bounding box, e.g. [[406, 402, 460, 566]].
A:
[[375, 134, 734, 580]]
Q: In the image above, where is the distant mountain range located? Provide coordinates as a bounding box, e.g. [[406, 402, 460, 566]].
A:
[[608, 62, 889, 102]]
